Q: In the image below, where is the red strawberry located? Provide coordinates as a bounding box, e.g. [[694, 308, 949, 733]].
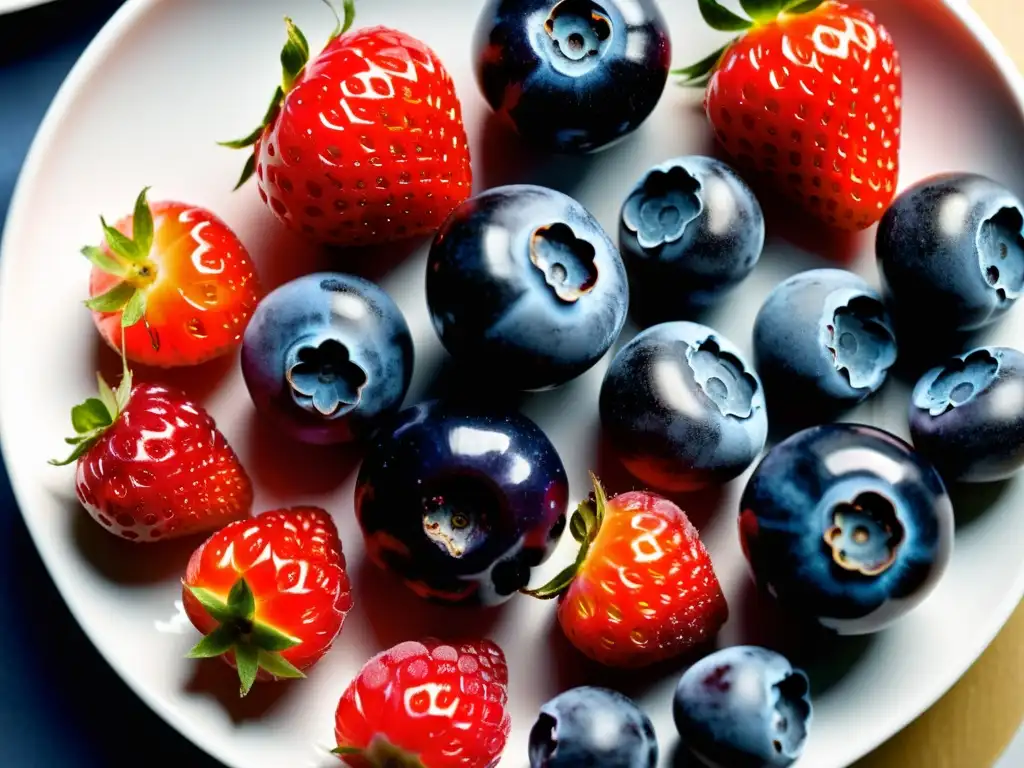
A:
[[84, 188, 262, 368], [526, 474, 728, 668], [223, 1, 472, 247], [677, 0, 901, 230], [49, 354, 253, 542], [333, 638, 511, 768], [181, 506, 353, 696]]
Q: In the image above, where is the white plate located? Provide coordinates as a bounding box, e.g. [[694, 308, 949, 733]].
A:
[[0, 0, 56, 14], [2, 0, 1023, 766]]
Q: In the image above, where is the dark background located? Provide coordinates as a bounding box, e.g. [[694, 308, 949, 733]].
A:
[[0, 2, 219, 765]]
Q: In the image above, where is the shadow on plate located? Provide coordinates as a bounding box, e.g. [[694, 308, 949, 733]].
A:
[[183, 657, 299, 724], [354, 554, 503, 650], [948, 477, 1013, 530]]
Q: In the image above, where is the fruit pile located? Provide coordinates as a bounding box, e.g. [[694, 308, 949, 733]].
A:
[[48, 0, 1024, 766]]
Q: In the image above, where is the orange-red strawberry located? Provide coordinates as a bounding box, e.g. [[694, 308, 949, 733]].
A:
[[333, 638, 511, 768], [84, 188, 262, 368], [527, 474, 728, 668], [223, 1, 472, 247], [182, 506, 353, 696], [677, 0, 901, 230], [49, 354, 253, 542]]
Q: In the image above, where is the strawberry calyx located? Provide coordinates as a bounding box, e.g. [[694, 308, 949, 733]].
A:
[[331, 736, 426, 767], [522, 471, 609, 600], [220, 0, 357, 190], [672, 0, 825, 85], [82, 186, 160, 349], [48, 328, 134, 467], [184, 575, 305, 697]]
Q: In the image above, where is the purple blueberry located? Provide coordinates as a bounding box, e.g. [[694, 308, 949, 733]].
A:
[[473, 0, 671, 154], [877, 172, 1024, 333], [240, 273, 413, 445], [753, 269, 897, 424], [354, 399, 569, 606], [599, 321, 768, 492], [426, 185, 629, 391], [673, 646, 812, 768], [620, 156, 764, 321], [530, 686, 657, 768], [739, 424, 955, 635], [909, 346, 1024, 483]]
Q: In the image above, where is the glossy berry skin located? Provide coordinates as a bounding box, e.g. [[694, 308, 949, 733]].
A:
[[241, 273, 413, 446], [529, 686, 658, 768], [909, 346, 1024, 483], [238, 23, 472, 247], [334, 638, 511, 768], [599, 322, 768, 492], [549, 481, 728, 668], [739, 424, 955, 635], [427, 185, 629, 391], [673, 646, 812, 768], [753, 268, 897, 423], [473, 0, 671, 154], [695, 0, 902, 230], [354, 400, 569, 606], [88, 198, 262, 368], [60, 381, 253, 543], [876, 173, 1024, 333], [182, 507, 353, 693], [619, 156, 764, 319]]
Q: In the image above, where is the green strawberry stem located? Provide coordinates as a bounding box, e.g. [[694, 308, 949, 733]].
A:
[[672, 0, 825, 84], [331, 737, 427, 767], [49, 326, 134, 466], [521, 472, 609, 600], [184, 576, 305, 697], [220, 0, 357, 190], [81, 187, 160, 350]]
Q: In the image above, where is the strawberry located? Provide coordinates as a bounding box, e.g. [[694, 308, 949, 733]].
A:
[[526, 474, 728, 668], [223, 0, 472, 247], [333, 638, 511, 768], [181, 506, 353, 696], [84, 188, 262, 368], [49, 351, 253, 542], [677, 0, 901, 230]]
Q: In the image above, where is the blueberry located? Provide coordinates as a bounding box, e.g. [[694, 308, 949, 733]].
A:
[[753, 269, 897, 424], [529, 686, 657, 768], [473, 0, 671, 153], [354, 399, 569, 606], [620, 156, 764, 320], [240, 273, 413, 445], [739, 424, 955, 635], [426, 184, 629, 391], [599, 321, 768, 491], [673, 646, 812, 768], [877, 172, 1024, 333], [909, 346, 1024, 483]]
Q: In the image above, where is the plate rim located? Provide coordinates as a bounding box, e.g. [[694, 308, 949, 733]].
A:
[[0, 0, 1022, 766]]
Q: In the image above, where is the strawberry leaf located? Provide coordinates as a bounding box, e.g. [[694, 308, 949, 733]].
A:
[[281, 17, 311, 90], [81, 245, 128, 278], [589, 472, 608, 528], [72, 398, 113, 433], [186, 625, 238, 659], [672, 43, 731, 85], [782, 0, 824, 12], [232, 153, 258, 192], [114, 345, 133, 414], [228, 577, 256, 621], [698, 0, 752, 32], [131, 187, 154, 258], [331, 747, 363, 756], [323, 0, 357, 39], [257, 650, 306, 680], [100, 216, 141, 262], [218, 125, 265, 150], [235, 643, 260, 697], [738, 0, 786, 23], [183, 584, 235, 624], [521, 560, 578, 600], [120, 288, 147, 328], [250, 623, 302, 653], [84, 281, 136, 313], [96, 373, 118, 419], [569, 510, 588, 543]]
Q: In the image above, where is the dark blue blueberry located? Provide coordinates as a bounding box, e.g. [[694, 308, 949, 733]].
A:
[[877, 172, 1024, 333], [473, 0, 671, 153], [909, 346, 1024, 483], [673, 646, 812, 768], [240, 273, 413, 445], [529, 686, 658, 768], [620, 156, 764, 320], [599, 321, 768, 491], [426, 184, 629, 391], [739, 424, 955, 635], [354, 399, 569, 606], [753, 269, 897, 424]]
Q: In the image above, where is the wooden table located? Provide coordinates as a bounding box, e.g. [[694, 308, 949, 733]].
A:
[[855, 5, 1024, 766]]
